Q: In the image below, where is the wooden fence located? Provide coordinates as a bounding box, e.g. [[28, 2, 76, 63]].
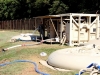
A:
[[0, 18, 36, 30]]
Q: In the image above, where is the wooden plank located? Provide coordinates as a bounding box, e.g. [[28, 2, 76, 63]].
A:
[[60, 35, 66, 45], [50, 18, 59, 38], [62, 36, 66, 45]]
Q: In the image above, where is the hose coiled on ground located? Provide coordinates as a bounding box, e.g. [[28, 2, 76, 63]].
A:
[[0, 60, 50, 75]]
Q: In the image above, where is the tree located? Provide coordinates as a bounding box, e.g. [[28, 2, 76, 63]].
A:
[[34, 0, 50, 16], [0, 0, 20, 20], [0, 0, 100, 20], [49, 0, 69, 14]]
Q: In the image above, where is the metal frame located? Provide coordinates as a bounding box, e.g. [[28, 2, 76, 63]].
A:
[[34, 13, 100, 46]]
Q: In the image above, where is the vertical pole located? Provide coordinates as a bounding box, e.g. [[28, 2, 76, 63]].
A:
[[96, 15, 99, 39], [69, 13, 72, 46], [60, 16, 63, 41], [78, 16, 81, 45], [88, 16, 91, 41]]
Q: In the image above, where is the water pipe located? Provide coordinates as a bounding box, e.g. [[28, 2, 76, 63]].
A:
[[87, 63, 100, 70], [75, 69, 86, 75], [75, 63, 100, 75], [2, 40, 44, 52], [2, 37, 57, 52], [0, 60, 50, 75]]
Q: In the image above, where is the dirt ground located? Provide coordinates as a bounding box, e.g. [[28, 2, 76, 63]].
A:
[[19, 55, 44, 75], [14, 42, 52, 75], [0, 42, 51, 75], [0, 35, 67, 75]]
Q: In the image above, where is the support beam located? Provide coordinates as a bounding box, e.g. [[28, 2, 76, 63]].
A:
[[88, 16, 91, 41], [60, 16, 63, 40], [69, 14, 73, 46], [78, 16, 81, 45], [90, 18, 97, 28], [72, 17, 79, 28], [48, 20, 51, 38], [96, 16, 99, 39], [57, 20, 59, 33], [50, 18, 59, 38], [63, 20, 67, 25]]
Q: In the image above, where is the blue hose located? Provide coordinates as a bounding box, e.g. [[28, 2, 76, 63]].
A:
[[75, 63, 100, 75], [0, 60, 50, 75]]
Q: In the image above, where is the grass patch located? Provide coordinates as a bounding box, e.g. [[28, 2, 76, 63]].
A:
[[0, 30, 89, 75], [0, 63, 25, 75]]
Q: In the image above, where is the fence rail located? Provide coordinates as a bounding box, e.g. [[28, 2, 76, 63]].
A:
[[0, 18, 36, 30]]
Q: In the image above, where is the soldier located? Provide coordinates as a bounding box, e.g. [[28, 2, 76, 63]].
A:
[[38, 22, 45, 40]]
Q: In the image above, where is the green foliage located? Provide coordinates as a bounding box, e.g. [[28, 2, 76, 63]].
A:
[[0, 0, 20, 20], [0, 0, 100, 20], [34, 0, 50, 16], [49, 0, 68, 14]]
